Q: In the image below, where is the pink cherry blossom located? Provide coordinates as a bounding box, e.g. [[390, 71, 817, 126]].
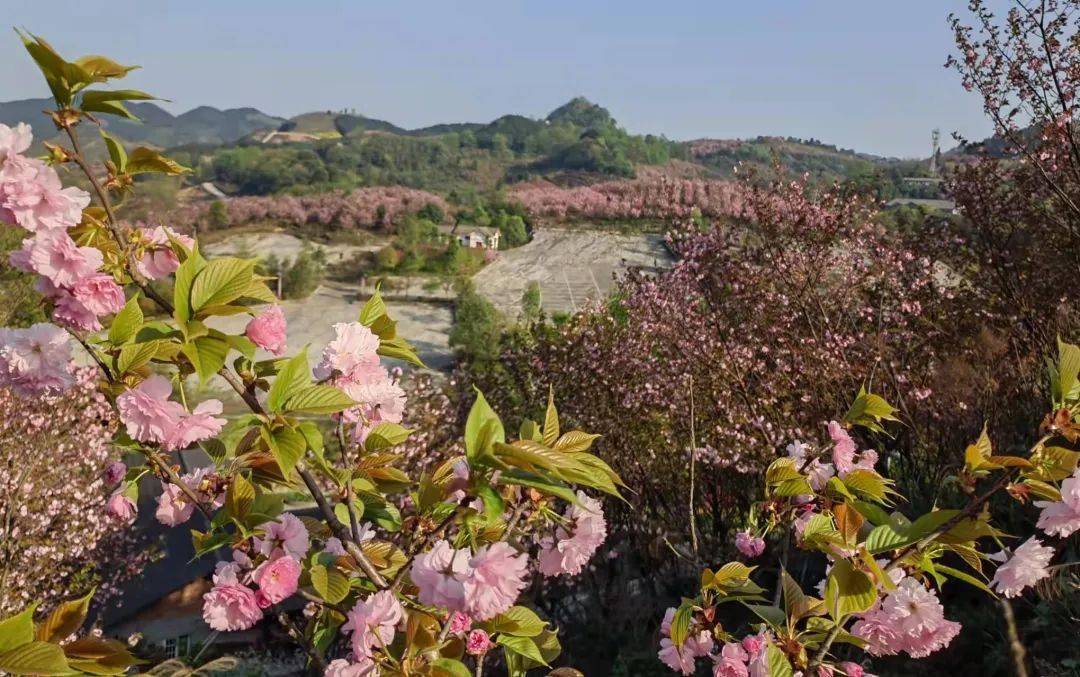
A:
[[787, 440, 835, 491], [463, 541, 529, 620], [838, 663, 864, 677], [466, 629, 493, 655], [324, 659, 376, 677], [658, 607, 715, 675], [154, 467, 224, 526], [339, 364, 407, 443], [734, 530, 765, 559], [116, 375, 186, 445], [538, 491, 607, 576], [1035, 467, 1080, 537], [154, 482, 196, 526], [740, 632, 765, 659], [252, 555, 301, 607], [852, 579, 960, 658], [104, 461, 127, 485], [448, 611, 472, 634], [324, 537, 348, 556], [39, 274, 125, 331], [0, 122, 31, 160], [314, 322, 380, 380], [343, 590, 403, 659], [991, 536, 1054, 598], [163, 399, 226, 451], [828, 421, 878, 476], [134, 225, 194, 280], [713, 642, 749, 677], [410, 539, 470, 611], [255, 513, 311, 559], [0, 154, 90, 232], [202, 583, 262, 632], [829, 421, 857, 473], [14, 230, 103, 287], [0, 323, 73, 394], [245, 305, 288, 355], [105, 493, 137, 524]]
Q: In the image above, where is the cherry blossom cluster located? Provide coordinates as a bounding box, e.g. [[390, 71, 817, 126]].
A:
[[314, 321, 406, 443], [1, 123, 126, 332]]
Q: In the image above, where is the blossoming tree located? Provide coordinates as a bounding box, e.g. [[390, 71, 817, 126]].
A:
[[0, 33, 620, 676], [654, 357, 1080, 677]]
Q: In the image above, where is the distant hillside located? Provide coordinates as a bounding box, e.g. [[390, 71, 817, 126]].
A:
[[686, 136, 890, 180], [0, 98, 286, 148], [0, 95, 935, 200]]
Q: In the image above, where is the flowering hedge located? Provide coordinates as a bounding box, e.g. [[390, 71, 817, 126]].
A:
[[507, 177, 750, 223], [0, 367, 147, 616], [0, 33, 621, 676], [158, 186, 450, 233]]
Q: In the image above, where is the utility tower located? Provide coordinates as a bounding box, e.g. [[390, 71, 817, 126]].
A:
[[929, 128, 941, 175]]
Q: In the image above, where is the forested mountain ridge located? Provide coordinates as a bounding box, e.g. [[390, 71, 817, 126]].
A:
[[0, 95, 933, 197]]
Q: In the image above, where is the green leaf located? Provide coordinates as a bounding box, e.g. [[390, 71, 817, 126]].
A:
[[81, 89, 155, 120], [866, 509, 960, 555], [499, 469, 577, 504], [266, 426, 307, 479], [851, 500, 892, 526], [73, 54, 138, 80], [476, 482, 505, 522], [35, 590, 93, 643], [824, 560, 877, 620], [494, 440, 589, 481], [669, 602, 693, 648], [268, 349, 311, 412], [357, 492, 402, 532], [764, 643, 793, 677], [225, 473, 255, 520], [543, 386, 559, 447], [0, 640, 70, 675], [744, 604, 786, 630], [1056, 337, 1080, 404], [843, 387, 900, 433], [308, 564, 350, 604], [490, 606, 547, 638], [181, 334, 230, 383], [99, 130, 128, 172], [108, 294, 142, 345], [116, 340, 159, 375], [172, 244, 206, 324], [363, 423, 412, 452], [936, 564, 995, 595], [125, 147, 189, 176], [297, 421, 325, 458], [496, 635, 548, 666], [430, 658, 472, 677], [376, 336, 424, 367], [0, 605, 36, 653], [842, 470, 888, 503], [552, 430, 601, 453], [864, 523, 909, 555], [465, 389, 504, 462], [283, 385, 356, 415], [17, 30, 89, 106], [358, 289, 387, 326], [191, 258, 255, 311]]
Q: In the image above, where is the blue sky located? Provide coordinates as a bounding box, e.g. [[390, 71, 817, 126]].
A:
[[2, 1, 1002, 157]]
